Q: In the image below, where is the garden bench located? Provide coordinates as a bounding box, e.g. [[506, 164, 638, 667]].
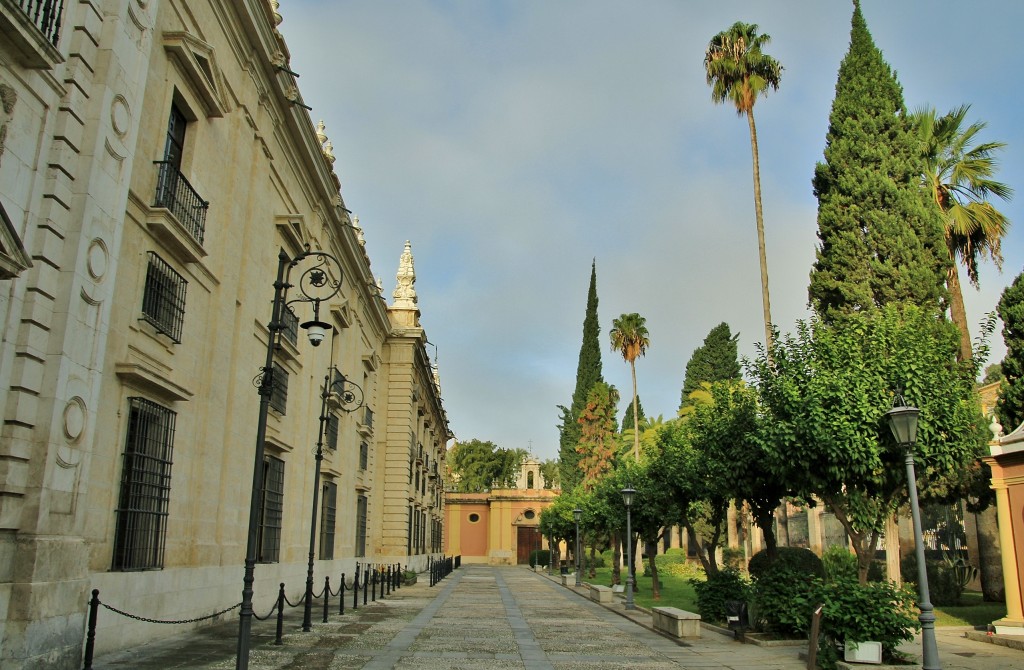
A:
[[651, 606, 701, 639], [588, 584, 613, 603]]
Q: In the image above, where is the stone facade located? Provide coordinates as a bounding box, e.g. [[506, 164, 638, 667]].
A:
[[0, 1, 450, 667]]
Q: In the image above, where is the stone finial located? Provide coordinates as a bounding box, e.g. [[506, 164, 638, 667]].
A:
[[315, 119, 327, 145], [352, 215, 365, 246], [432, 363, 441, 395], [990, 414, 1004, 440], [392, 240, 418, 309], [270, 0, 283, 26], [323, 139, 335, 164]]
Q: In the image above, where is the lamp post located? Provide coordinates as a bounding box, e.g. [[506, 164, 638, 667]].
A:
[[237, 248, 342, 670], [621, 486, 636, 610], [573, 508, 582, 587], [885, 392, 940, 670], [303, 366, 363, 631]]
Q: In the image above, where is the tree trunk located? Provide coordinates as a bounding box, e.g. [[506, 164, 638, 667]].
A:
[[947, 260, 973, 362], [751, 504, 778, 560], [588, 543, 597, 579], [747, 110, 773, 352], [647, 544, 661, 600], [975, 507, 1005, 601], [631, 360, 640, 461], [612, 532, 622, 585]]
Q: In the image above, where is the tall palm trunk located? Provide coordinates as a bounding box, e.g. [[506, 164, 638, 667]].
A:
[[747, 110, 773, 352], [630, 360, 639, 461], [947, 258, 973, 362]]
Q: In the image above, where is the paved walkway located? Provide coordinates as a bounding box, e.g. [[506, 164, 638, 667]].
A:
[[91, 565, 1024, 670]]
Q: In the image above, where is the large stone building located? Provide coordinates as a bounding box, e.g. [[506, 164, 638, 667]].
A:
[[0, 1, 450, 667]]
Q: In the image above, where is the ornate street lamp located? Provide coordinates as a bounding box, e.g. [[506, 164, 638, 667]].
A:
[[237, 248, 343, 670], [621, 486, 636, 610], [573, 508, 582, 587], [885, 392, 940, 670], [303, 366, 363, 631]]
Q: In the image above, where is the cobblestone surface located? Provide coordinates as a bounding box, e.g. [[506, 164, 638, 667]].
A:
[[91, 565, 1024, 669]]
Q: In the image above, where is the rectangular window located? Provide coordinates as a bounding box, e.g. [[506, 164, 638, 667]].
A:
[[319, 481, 337, 560], [112, 398, 176, 571], [256, 455, 284, 563], [355, 494, 368, 558], [269, 362, 288, 415], [359, 440, 368, 470], [141, 252, 187, 343], [326, 414, 339, 452], [164, 102, 187, 169]]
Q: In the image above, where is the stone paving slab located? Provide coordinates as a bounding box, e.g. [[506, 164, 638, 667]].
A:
[[89, 565, 1024, 670]]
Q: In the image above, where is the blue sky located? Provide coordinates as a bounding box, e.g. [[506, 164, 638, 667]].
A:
[[283, 1, 1024, 462]]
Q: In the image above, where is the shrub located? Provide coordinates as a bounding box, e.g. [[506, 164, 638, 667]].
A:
[[901, 554, 963, 606], [822, 546, 858, 583], [529, 549, 550, 568], [655, 551, 705, 580], [751, 566, 820, 637], [748, 546, 824, 580], [721, 546, 745, 571], [690, 568, 750, 623], [816, 578, 919, 670]]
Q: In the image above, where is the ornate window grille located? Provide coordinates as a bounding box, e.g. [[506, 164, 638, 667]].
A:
[[355, 495, 368, 557], [256, 455, 284, 563], [319, 481, 337, 560], [141, 252, 187, 343], [112, 398, 176, 571], [17, 0, 64, 47], [269, 362, 288, 415]]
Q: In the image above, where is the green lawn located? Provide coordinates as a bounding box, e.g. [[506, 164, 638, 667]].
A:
[[933, 591, 1006, 628], [581, 569, 1005, 629], [586, 567, 700, 612]]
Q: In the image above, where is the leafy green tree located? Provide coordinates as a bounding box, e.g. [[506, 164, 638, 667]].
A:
[[610, 313, 650, 461], [983, 363, 1004, 385], [808, 1, 948, 323], [538, 458, 560, 490], [705, 22, 782, 352], [446, 439, 527, 492], [680, 322, 741, 412], [998, 268, 1024, 431], [748, 304, 989, 583], [559, 261, 604, 491], [912, 104, 1013, 361], [577, 382, 620, 490]]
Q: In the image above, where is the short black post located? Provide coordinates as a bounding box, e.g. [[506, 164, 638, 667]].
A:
[[353, 567, 359, 610], [363, 566, 369, 605], [386, 566, 391, 595], [339, 573, 345, 615], [82, 589, 100, 670], [275, 583, 285, 645], [323, 576, 330, 623], [371, 567, 377, 602]]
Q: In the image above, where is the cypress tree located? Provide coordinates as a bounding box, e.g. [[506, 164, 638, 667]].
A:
[[558, 261, 604, 490], [621, 395, 645, 433], [997, 268, 1024, 431], [680, 322, 741, 411], [808, 1, 948, 322]]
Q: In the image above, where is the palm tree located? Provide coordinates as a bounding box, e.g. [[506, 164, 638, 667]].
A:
[[912, 104, 1013, 361], [610, 313, 650, 462], [704, 22, 782, 351]]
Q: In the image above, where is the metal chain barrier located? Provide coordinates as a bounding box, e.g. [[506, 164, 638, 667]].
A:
[[100, 600, 241, 625]]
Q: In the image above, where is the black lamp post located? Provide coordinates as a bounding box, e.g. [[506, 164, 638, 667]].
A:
[[573, 508, 582, 587], [303, 366, 363, 632], [885, 392, 940, 670], [237, 248, 342, 670], [621, 486, 636, 610]]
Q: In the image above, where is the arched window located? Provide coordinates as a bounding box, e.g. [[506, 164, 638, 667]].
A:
[[527, 471, 534, 489]]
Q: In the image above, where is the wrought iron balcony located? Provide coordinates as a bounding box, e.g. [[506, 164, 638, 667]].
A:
[[17, 0, 63, 47], [153, 161, 208, 245]]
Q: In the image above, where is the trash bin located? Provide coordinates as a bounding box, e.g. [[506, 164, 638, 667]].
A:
[[725, 600, 748, 632], [560, 561, 569, 575]]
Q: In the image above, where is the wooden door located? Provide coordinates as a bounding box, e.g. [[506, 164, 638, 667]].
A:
[[517, 526, 541, 564]]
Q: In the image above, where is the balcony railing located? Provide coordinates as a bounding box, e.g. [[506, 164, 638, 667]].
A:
[[153, 161, 208, 245], [18, 0, 64, 47]]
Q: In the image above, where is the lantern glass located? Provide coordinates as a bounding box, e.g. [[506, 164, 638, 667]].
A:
[[620, 487, 636, 508]]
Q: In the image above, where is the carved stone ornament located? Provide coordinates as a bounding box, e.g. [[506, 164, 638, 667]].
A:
[[392, 240, 418, 309]]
